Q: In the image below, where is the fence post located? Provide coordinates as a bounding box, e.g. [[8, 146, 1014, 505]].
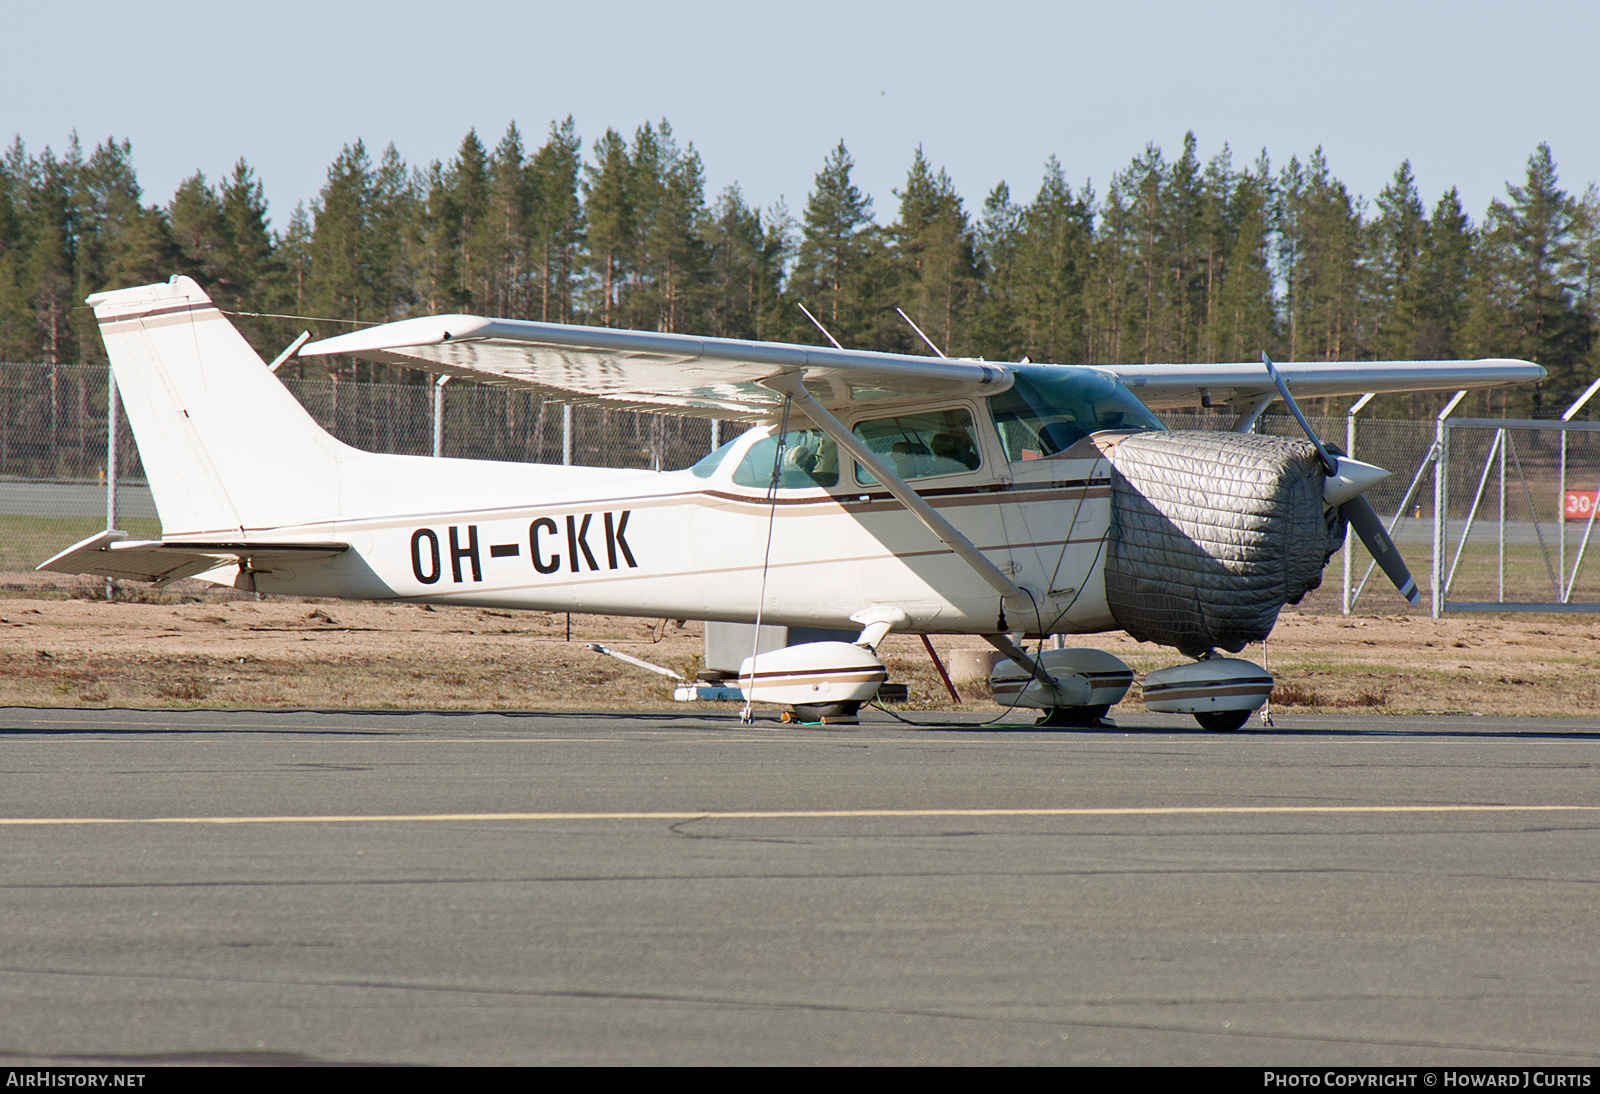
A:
[[1558, 378, 1600, 589], [105, 369, 118, 602], [1341, 393, 1375, 615], [432, 375, 450, 457], [1431, 391, 1468, 618], [563, 403, 572, 466], [1498, 429, 1506, 603]]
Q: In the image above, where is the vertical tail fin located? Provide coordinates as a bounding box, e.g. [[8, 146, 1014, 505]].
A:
[[89, 277, 348, 536]]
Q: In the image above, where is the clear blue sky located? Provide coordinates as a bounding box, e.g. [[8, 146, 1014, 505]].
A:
[[11, 0, 1598, 233]]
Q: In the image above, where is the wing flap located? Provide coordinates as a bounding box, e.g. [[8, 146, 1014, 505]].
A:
[[38, 531, 348, 585]]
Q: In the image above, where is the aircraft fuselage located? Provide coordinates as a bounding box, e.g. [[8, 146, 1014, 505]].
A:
[[216, 408, 1117, 638]]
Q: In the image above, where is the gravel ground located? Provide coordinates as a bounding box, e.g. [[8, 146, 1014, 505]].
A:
[[0, 572, 1593, 716]]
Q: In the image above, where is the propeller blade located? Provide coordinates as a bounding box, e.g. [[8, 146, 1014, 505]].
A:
[[1259, 353, 1419, 605], [1342, 494, 1421, 605], [1261, 352, 1337, 476]]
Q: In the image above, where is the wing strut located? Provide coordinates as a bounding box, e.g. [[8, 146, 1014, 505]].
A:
[[762, 372, 1027, 605], [763, 372, 1065, 694]]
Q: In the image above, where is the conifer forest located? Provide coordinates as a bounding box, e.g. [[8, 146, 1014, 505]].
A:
[[3, 120, 1596, 417]]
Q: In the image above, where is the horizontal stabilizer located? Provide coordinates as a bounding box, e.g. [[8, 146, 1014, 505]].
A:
[[37, 530, 348, 585]]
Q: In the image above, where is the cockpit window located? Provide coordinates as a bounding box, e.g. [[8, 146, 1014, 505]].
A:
[[730, 427, 840, 489], [988, 364, 1164, 461], [853, 407, 982, 485]]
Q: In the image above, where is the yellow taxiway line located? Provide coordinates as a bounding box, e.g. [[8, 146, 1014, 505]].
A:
[[0, 805, 1595, 826]]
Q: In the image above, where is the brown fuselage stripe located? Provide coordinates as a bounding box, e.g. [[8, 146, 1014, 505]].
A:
[[699, 484, 1110, 510], [1143, 684, 1274, 701], [741, 668, 887, 682], [96, 301, 221, 327], [163, 478, 1112, 539]]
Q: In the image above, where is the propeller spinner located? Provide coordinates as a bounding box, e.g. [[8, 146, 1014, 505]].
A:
[[1262, 354, 1420, 606]]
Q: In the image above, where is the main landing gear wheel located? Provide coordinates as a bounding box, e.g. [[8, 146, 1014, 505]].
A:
[[789, 701, 862, 723], [1036, 704, 1111, 728], [1194, 709, 1251, 732]]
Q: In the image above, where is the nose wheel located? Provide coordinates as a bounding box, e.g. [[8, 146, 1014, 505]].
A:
[[784, 701, 863, 725], [1194, 709, 1251, 732]]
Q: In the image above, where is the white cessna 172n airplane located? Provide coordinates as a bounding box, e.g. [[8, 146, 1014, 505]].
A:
[[41, 277, 1543, 728]]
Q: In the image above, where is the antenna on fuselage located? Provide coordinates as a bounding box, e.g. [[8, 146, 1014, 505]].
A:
[[796, 302, 846, 350], [894, 307, 947, 358]]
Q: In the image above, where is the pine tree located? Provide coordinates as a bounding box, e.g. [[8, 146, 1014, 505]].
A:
[[74, 138, 173, 362], [1206, 153, 1277, 363], [893, 147, 979, 355], [1368, 160, 1429, 360], [368, 144, 417, 323], [220, 160, 277, 296], [416, 160, 464, 314], [308, 141, 373, 324], [703, 185, 788, 340], [790, 141, 880, 347], [638, 122, 709, 333], [980, 159, 1094, 364], [1161, 133, 1206, 362], [527, 118, 583, 323], [973, 180, 1025, 360], [0, 144, 31, 358], [1113, 142, 1169, 362], [482, 124, 530, 318], [1470, 144, 1591, 410], [1195, 146, 1234, 363], [1087, 158, 1140, 363], [281, 202, 312, 315], [450, 130, 491, 311], [582, 129, 634, 326], [0, 139, 73, 362], [1416, 187, 1473, 360], [169, 172, 228, 292], [1576, 184, 1600, 392], [1278, 148, 1363, 363]]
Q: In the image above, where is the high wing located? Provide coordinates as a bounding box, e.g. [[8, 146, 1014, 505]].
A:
[[38, 530, 348, 586], [302, 314, 1543, 417], [301, 315, 1011, 421]]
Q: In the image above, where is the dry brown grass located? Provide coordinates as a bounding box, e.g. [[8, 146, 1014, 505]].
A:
[[2, 573, 1597, 717]]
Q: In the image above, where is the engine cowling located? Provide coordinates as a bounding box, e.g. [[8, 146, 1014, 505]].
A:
[[1102, 430, 1346, 658]]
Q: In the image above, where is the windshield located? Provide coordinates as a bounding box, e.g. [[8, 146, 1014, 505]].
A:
[[988, 365, 1164, 461]]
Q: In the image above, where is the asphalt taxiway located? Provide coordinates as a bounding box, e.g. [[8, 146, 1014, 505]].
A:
[[0, 706, 1596, 1066]]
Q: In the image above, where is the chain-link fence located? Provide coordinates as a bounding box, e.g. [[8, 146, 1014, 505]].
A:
[[7, 361, 1597, 615], [0, 362, 717, 573], [1160, 406, 1600, 615], [0, 363, 156, 575], [1430, 419, 1600, 610]]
